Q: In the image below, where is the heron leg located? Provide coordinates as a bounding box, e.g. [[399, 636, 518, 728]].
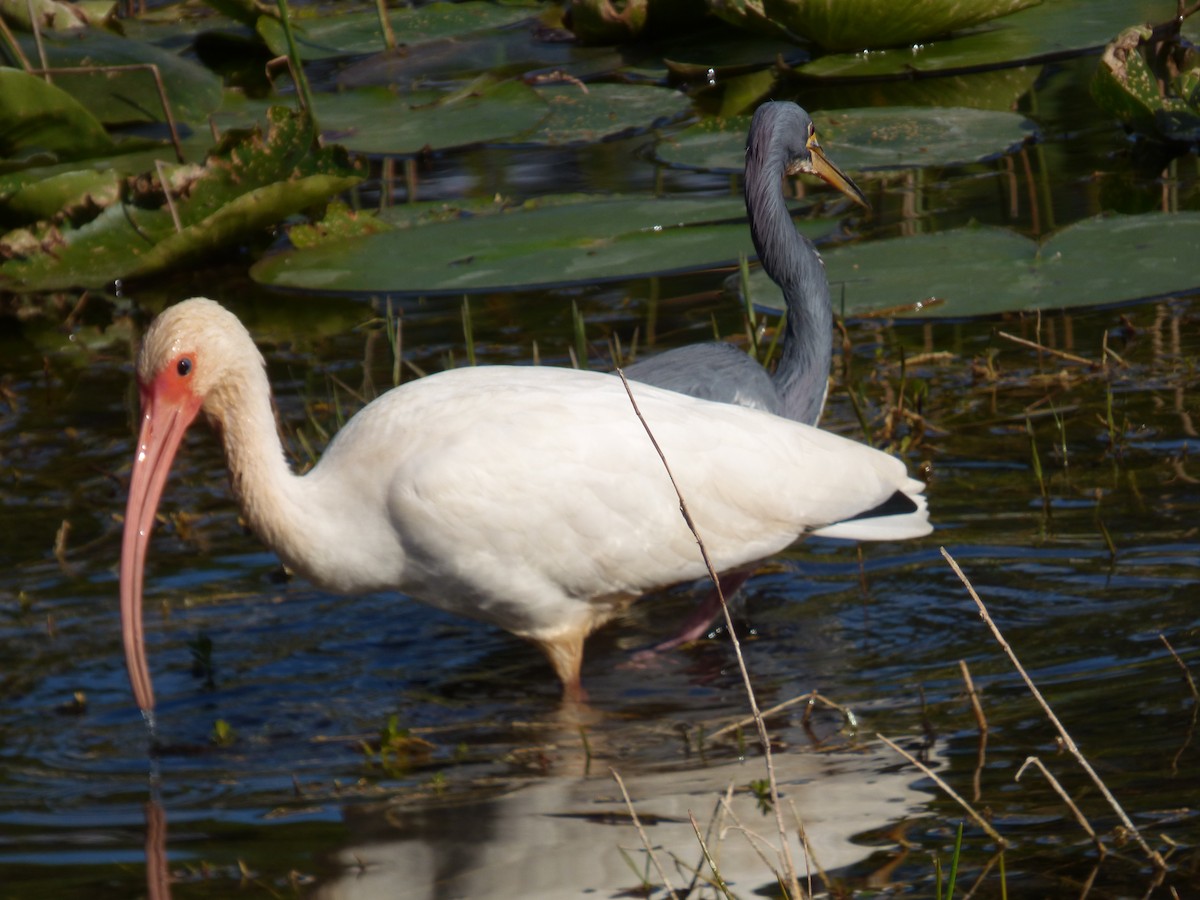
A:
[[651, 569, 754, 653]]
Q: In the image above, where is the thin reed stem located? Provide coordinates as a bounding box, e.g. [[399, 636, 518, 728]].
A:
[[941, 546, 1165, 868], [616, 368, 802, 898], [611, 768, 679, 898], [877, 732, 1006, 848]]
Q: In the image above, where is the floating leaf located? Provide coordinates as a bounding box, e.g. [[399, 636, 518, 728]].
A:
[[335, 26, 614, 90], [257, 1, 539, 61], [656, 106, 1034, 173], [0, 67, 115, 167], [251, 193, 842, 294], [744, 213, 1200, 318], [8, 28, 223, 125], [715, 0, 1039, 52], [662, 31, 810, 78], [313, 79, 549, 155], [786, 64, 1041, 113], [793, 0, 1190, 80], [528, 82, 692, 144], [0, 107, 363, 291]]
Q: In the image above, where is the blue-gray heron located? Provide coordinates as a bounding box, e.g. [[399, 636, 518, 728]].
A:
[[624, 102, 883, 652]]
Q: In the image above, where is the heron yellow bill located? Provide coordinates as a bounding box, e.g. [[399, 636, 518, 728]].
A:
[[793, 130, 869, 209]]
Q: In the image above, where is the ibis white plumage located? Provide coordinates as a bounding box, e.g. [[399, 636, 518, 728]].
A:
[[120, 297, 929, 710]]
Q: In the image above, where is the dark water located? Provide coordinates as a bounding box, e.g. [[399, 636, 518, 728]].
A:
[[3, 51, 1200, 898]]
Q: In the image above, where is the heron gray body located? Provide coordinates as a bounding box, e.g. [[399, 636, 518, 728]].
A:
[[622, 102, 900, 652], [625, 101, 837, 427]]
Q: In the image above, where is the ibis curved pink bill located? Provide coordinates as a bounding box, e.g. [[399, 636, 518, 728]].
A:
[[119, 298, 930, 711]]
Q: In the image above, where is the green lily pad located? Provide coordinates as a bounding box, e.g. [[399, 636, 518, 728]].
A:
[[10, 27, 223, 125], [0, 107, 363, 292], [720, 0, 1039, 52], [0, 67, 115, 166], [656, 106, 1034, 173], [661, 31, 810, 78], [313, 79, 549, 155], [256, 1, 540, 62], [793, 0, 1188, 80], [786, 64, 1041, 112], [744, 213, 1200, 318], [250, 194, 842, 294], [335, 25, 622, 90], [528, 82, 692, 144]]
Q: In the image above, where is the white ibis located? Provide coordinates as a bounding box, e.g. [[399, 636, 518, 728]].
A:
[[120, 297, 930, 711]]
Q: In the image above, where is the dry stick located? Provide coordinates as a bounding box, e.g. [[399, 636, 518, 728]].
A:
[[959, 851, 1003, 900], [154, 160, 183, 233], [26, 0, 49, 80], [616, 368, 803, 899], [788, 799, 827, 897], [0, 14, 32, 70], [1160, 633, 1199, 774], [877, 732, 1006, 847], [941, 547, 1166, 869], [688, 811, 736, 900], [959, 660, 989, 734], [32, 65, 185, 162], [959, 659, 989, 804], [997, 330, 1095, 367], [716, 789, 787, 882], [1160, 633, 1199, 700], [611, 768, 679, 899], [1016, 756, 1107, 858], [709, 689, 856, 742]]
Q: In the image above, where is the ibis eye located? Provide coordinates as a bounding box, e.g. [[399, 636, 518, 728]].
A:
[[177, 357, 193, 377]]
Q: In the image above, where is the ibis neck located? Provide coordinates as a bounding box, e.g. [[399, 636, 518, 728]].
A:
[[208, 364, 314, 577], [745, 142, 833, 426]]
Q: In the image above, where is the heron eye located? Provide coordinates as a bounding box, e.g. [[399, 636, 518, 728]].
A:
[[176, 357, 193, 377]]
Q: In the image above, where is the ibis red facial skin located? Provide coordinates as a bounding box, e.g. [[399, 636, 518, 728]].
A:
[[118, 298, 930, 713]]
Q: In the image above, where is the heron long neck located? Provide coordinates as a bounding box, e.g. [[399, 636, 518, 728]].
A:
[[745, 139, 833, 426]]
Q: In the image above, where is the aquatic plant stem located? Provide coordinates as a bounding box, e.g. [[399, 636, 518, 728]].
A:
[[1016, 756, 1106, 858], [940, 546, 1166, 869], [616, 367, 802, 899], [877, 733, 1005, 848], [611, 768, 679, 898], [688, 811, 736, 900], [274, 0, 318, 130]]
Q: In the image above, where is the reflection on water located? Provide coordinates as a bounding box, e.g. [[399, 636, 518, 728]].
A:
[[2, 51, 1200, 899]]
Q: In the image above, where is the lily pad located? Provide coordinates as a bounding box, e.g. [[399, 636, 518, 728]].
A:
[[793, 0, 1189, 80], [0, 107, 363, 292], [335, 27, 611, 90], [256, 1, 540, 62], [744, 213, 1200, 318], [716, 0, 1039, 52], [0, 67, 115, 166], [250, 194, 842, 294], [527, 82, 692, 144], [9, 27, 223, 125], [656, 106, 1035, 173], [313, 79, 549, 155], [785, 64, 1041, 112]]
